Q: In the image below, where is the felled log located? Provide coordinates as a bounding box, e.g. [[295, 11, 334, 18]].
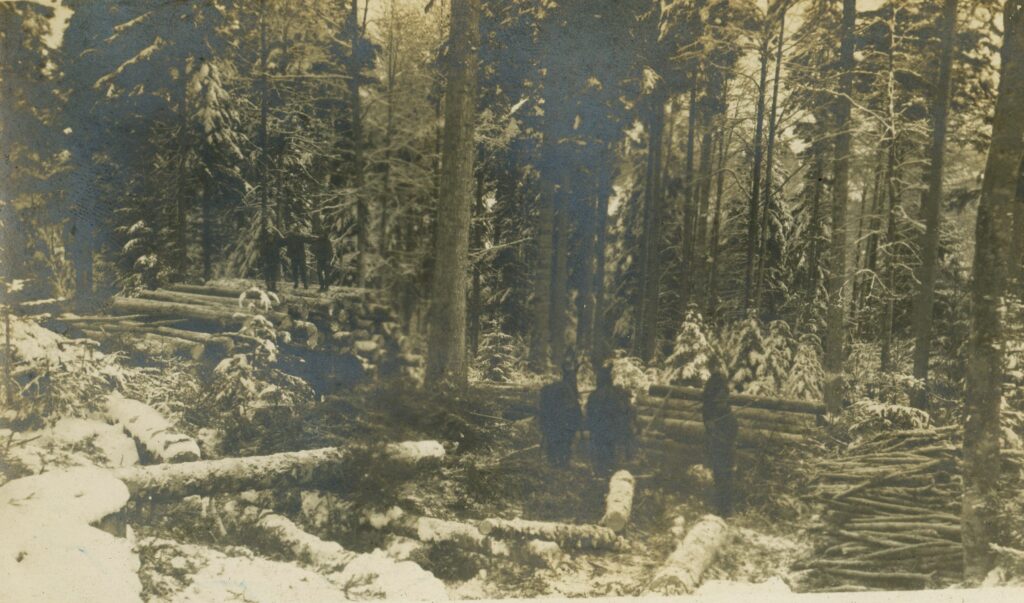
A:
[[219, 499, 359, 571], [637, 396, 817, 431], [113, 440, 444, 502], [637, 406, 812, 438], [137, 288, 248, 310], [647, 514, 730, 595], [73, 320, 234, 355], [477, 517, 621, 550], [599, 470, 635, 532], [104, 392, 201, 462], [81, 328, 205, 360], [655, 416, 810, 446], [108, 296, 248, 328], [648, 384, 826, 415]]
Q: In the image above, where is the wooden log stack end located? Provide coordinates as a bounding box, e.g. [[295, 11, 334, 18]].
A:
[[599, 470, 636, 533]]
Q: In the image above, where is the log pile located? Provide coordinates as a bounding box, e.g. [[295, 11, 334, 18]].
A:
[[800, 426, 963, 590], [51, 279, 421, 380], [636, 385, 823, 457]]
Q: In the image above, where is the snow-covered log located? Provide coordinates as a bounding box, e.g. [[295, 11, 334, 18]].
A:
[[80, 328, 205, 359], [647, 514, 731, 595], [219, 500, 359, 572], [478, 517, 621, 550], [104, 392, 201, 463], [113, 440, 444, 502], [599, 470, 636, 532]]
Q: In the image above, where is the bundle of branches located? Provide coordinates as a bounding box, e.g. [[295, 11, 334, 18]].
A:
[[798, 425, 962, 590]]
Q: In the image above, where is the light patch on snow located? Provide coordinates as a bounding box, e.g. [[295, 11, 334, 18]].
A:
[[0, 468, 141, 603], [331, 549, 449, 601], [10, 313, 101, 367]]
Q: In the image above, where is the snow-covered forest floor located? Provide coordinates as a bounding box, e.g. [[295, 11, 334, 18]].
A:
[[1, 312, 820, 602]]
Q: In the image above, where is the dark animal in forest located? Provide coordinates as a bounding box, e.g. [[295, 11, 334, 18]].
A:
[[258, 226, 284, 293], [702, 370, 738, 517], [285, 228, 309, 289], [585, 363, 636, 477], [537, 354, 582, 468]]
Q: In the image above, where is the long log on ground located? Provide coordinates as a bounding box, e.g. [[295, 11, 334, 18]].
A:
[[648, 384, 826, 415], [112, 440, 444, 502], [637, 397, 817, 431], [219, 499, 359, 571], [81, 328, 205, 360], [637, 406, 813, 437], [104, 392, 201, 462], [656, 416, 811, 446], [477, 517, 621, 550], [108, 296, 252, 328], [138, 289, 250, 309], [646, 514, 730, 595], [599, 470, 635, 532], [74, 321, 234, 354]]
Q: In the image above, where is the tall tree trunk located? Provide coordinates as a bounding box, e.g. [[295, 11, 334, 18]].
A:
[[177, 58, 190, 278], [424, 0, 479, 391], [350, 0, 368, 288], [550, 175, 570, 365], [963, 0, 1024, 582], [754, 8, 787, 316], [258, 0, 270, 231], [744, 35, 770, 312], [637, 94, 667, 361], [692, 131, 713, 304], [529, 142, 556, 371], [380, 2, 397, 259], [576, 196, 597, 359], [806, 149, 825, 302], [201, 183, 212, 282], [468, 166, 485, 359], [824, 0, 857, 414], [880, 8, 900, 371], [592, 183, 612, 369], [706, 121, 729, 318], [678, 91, 697, 311], [910, 0, 959, 409]]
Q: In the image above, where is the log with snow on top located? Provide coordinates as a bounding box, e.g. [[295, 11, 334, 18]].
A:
[[478, 517, 622, 550], [599, 470, 636, 532], [103, 392, 201, 463], [646, 514, 731, 595], [112, 440, 444, 502]]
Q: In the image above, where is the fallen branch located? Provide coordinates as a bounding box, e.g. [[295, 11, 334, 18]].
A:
[[477, 517, 620, 550]]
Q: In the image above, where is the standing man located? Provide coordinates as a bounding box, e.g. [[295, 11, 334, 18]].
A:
[[285, 224, 309, 289], [585, 362, 636, 477], [538, 352, 582, 468], [258, 225, 283, 293], [311, 215, 333, 292], [702, 367, 739, 517]]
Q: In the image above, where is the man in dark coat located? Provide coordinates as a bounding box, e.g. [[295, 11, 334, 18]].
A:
[[702, 369, 739, 517], [285, 226, 309, 289], [311, 218, 333, 292], [538, 355, 582, 468], [258, 225, 283, 293], [585, 363, 636, 477]]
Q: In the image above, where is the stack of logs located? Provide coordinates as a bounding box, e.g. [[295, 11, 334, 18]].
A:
[[799, 425, 963, 590], [636, 384, 824, 460], [53, 280, 421, 379]]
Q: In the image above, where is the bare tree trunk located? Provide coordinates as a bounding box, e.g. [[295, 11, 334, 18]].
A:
[[910, 0, 959, 409], [550, 176, 570, 365], [963, 0, 1024, 582], [806, 149, 825, 302], [380, 0, 398, 258], [576, 196, 597, 358], [592, 186, 611, 369], [706, 122, 729, 318], [258, 0, 270, 231], [880, 11, 900, 372], [530, 143, 555, 372], [468, 166, 485, 358], [177, 57, 191, 278], [637, 94, 667, 361], [424, 0, 479, 390], [744, 35, 770, 313], [679, 92, 697, 311], [754, 8, 787, 316], [350, 0, 368, 288], [824, 0, 857, 414]]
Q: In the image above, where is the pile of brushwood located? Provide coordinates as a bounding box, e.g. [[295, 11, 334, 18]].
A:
[[798, 425, 963, 590]]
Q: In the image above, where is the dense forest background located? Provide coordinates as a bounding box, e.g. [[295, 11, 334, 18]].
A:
[[3, 0, 1024, 582]]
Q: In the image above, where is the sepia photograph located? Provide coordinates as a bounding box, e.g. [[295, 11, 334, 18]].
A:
[[2, 0, 1024, 601]]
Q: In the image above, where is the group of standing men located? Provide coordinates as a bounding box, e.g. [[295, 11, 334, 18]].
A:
[[537, 356, 738, 518], [258, 218, 334, 293]]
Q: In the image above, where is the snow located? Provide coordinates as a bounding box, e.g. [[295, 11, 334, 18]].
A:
[[1, 418, 139, 476], [695, 576, 792, 595], [10, 313, 100, 367], [332, 549, 449, 601], [0, 468, 141, 603], [50, 417, 140, 468], [385, 440, 446, 464], [104, 392, 200, 462]]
